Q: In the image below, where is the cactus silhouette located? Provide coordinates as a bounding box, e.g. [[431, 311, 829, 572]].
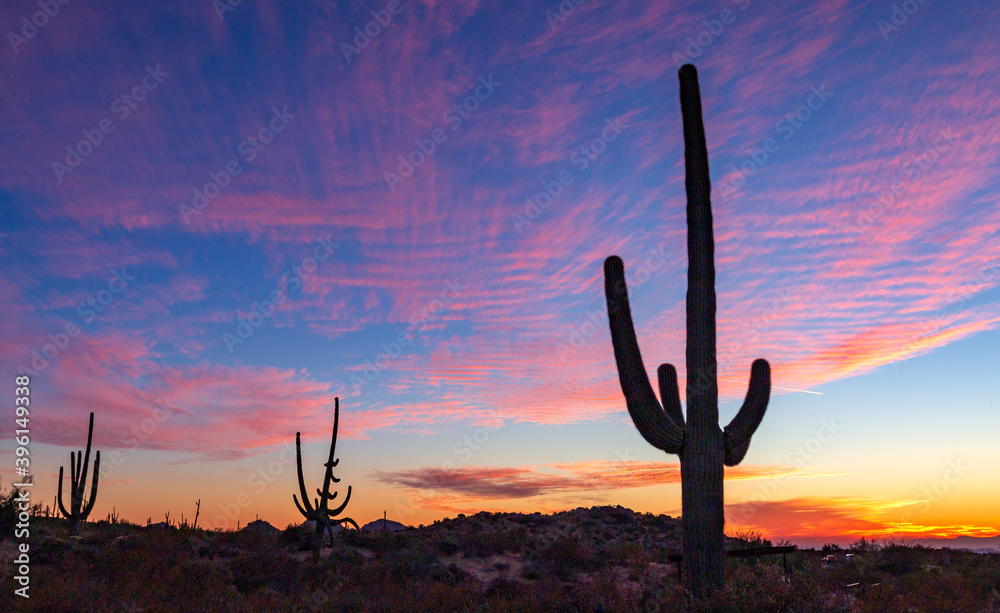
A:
[[57, 412, 101, 537], [603, 64, 771, 596], [293, 397, 360, 546]]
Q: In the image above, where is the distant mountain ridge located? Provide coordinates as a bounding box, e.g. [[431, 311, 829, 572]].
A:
[[914, 535, 1000, 553]]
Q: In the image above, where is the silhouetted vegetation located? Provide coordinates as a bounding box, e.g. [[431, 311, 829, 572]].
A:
[[56, 412, 101, 537], [293, 397, 360, 549], [3, 507, 998, 611]]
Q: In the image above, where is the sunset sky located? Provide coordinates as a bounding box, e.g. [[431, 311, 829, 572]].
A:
[[1, 0, 998, 549]]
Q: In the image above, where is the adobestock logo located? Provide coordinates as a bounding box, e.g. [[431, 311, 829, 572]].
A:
[[7, 0, 73, 54], [511, 116, 627, 234], [51, 65, 170, 183], [17, 268, 137, 376], [877, 0, 930, 41], [555, 244, 671, 362], [714, 84, 832, 199], [384, 75, 501, 191], [341, 0, 408, 63], [179, 106, 296, 223], [671, 0, 751, 68], [734, 417, 843, 522], [345, 278, 465, 394], [224, 238, 338, 352]]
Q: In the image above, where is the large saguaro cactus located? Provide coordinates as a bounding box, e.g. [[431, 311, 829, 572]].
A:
[[293, 397, 360, 547], [57, 412, 101, 537], [603, 64, 771, 596]]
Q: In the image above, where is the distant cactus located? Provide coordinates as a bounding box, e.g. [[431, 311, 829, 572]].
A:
[[57, 412, 101, 537], [293, 397, 360, 547], [603, 64, 771, 596]]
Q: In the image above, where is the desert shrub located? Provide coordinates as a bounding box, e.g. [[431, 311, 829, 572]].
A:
[[228, 545, 302, 595], [485, 576, 523, 600], [602, 506, 633, 524], [0, 480, 24, 540], [366, 530, 409, 554], [692, 564, 799, 613], [728, 528, 773, 550], [876, 548, 921, 576], [325, 543, 364, 571], [543, 535, 603, 579], [596, 540, 646, 566], [461, 526, 528, 557], [327, 589, 366, 612], [436, 536, 461, 555], [280, 522, 322, 552], [389, 545, 440, 580], [849, 537, 879, 553], [520, 560, 544, 580]]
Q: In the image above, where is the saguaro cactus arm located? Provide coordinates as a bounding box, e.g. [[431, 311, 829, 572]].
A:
[[324, 486, 352, 516], [56, 466, 71, 518], [604, 256, 685, 454], [723, 358, 771, 466], [82, 452, 100, 517], [657, 364, 685, 430], [293, 432, 315, 517]]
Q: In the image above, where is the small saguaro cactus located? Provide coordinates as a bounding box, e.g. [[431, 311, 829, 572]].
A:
[[603, 64, 771, 596], [293, 397, 360, 547], [57, 412, 101, 537]]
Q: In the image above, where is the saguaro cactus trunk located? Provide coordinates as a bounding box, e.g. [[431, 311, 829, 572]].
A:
[[293, 397, 360, 547], [57, 412, 101, 537], [603, 64, 771, 596]]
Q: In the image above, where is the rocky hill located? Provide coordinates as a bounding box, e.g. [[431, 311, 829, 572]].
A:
[[361, 518, 409, 533], [6, 507, 998, 611]]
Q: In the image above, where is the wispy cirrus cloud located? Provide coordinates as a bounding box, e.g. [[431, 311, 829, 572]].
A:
[[0, 0, 998, 509]]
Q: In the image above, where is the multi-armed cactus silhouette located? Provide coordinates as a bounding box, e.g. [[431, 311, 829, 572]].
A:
[[293, 397, 360, 546], [57, 411, 101, 537], [603, 64, 771, 596]]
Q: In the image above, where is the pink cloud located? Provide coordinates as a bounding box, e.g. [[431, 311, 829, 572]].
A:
[[373, 460, 797, 500]]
